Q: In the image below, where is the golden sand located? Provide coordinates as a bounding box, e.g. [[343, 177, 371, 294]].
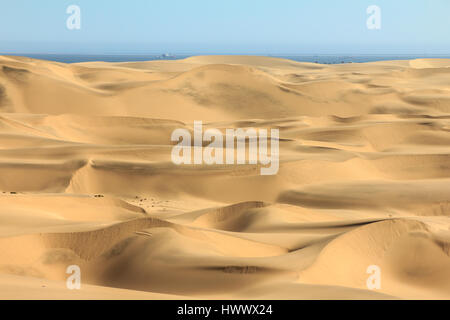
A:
[[0, 55, 450, 299]]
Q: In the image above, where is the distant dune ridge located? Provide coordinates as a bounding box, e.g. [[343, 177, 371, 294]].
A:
[[0, 55, 450, 299]]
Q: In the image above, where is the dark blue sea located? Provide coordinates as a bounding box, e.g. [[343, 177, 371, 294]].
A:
[[2, 53, 450, 64]]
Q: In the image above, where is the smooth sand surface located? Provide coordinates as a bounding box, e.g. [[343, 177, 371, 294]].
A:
[[0, 55, 450, 299]]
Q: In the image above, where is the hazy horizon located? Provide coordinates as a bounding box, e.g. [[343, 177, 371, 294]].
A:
[[4, 52, 450, 65]]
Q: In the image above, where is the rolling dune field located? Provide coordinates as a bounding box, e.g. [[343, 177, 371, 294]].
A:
[[0, 55, 450, 299]]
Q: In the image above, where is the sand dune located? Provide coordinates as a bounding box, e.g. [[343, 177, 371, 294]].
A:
[[0, 55, 450, 299]]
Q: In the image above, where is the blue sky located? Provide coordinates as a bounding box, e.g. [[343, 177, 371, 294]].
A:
[[0, 0, 449, 54]]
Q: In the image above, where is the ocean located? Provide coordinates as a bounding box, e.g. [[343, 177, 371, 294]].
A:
[[2, 54, 450, 64]]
